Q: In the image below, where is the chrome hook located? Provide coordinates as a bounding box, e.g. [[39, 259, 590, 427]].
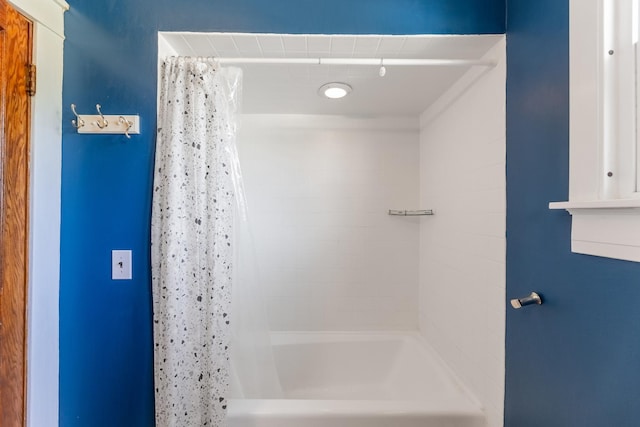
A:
[[95, 104, 108, 129], [71, 104, 85, 129], [119, 116, 133, 139]]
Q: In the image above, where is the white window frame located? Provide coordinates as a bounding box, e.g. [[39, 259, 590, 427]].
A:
[[549, 0, 640, 262]]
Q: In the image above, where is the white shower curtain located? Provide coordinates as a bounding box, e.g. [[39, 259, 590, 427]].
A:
[[151, 57, 242, 427]]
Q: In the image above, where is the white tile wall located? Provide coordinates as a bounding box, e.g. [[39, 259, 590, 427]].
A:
[[234, 36, 506, 422], [418, 39, 506, 427], [237, 115, 420, 331]]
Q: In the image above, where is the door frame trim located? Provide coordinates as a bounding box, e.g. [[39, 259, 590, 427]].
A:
[[7, 1, 67, 426]]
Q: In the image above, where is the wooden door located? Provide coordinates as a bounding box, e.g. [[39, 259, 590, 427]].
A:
[[0, 0, 32, 425]]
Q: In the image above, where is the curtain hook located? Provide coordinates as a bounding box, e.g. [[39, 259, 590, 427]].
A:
[[95, 104, 109, 129], [71, 104, 85, 129]]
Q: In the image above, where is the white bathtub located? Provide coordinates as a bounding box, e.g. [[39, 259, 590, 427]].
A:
[[227, 332, 485, 427]]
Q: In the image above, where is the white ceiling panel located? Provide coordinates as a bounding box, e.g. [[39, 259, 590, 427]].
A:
[[231, 34, 261, 55], [181, 34, 215, 56], [161, 34, 193, 55], [400, 36, 435, 54], [377, 37, 407, 55], [282, 35, 307, 52], [306, 35, 332, 54], [207, 34, 237, 55], [160, 33, 503, 116], [256, 34, 284, 54], [329, 36, 357, 56], [354, 37, 381, 56]]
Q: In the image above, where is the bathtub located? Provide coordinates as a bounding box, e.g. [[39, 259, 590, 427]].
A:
[[227, 332, 485, 427]]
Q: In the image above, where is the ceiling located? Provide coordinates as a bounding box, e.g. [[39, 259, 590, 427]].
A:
[[160, 33, 503, 117]]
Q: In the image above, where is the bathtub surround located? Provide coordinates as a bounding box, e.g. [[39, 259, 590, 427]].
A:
[[151, 58, 241, 426], [419, 40, 506, 427], [61, 1, 504, 424], [228, 35, 505, 425], [237, 115, 420, 331]]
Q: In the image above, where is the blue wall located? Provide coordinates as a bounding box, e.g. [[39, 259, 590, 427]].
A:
[[60, 1, 505, 426], [505, 0, 640, 426]]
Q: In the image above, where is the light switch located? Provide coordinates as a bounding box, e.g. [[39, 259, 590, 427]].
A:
[[112, 250, 132, 280]]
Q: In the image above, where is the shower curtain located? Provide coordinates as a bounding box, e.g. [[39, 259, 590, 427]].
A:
[[151, 57, 242, 427]]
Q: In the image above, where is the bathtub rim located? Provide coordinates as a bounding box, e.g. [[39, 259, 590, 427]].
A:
[[227, 397, 485, 418]]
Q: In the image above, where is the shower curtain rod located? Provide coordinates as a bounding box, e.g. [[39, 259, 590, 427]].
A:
[[215, 57, 496, 67]]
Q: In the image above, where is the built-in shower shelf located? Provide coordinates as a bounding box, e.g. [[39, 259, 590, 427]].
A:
[[388, 209, 434, 216]]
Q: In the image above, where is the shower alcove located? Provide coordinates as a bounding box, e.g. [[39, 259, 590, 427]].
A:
[[159, 32, 506, 427]]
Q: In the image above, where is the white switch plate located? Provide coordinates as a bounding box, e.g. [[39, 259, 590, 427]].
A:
[[112, 250, 132, 280]]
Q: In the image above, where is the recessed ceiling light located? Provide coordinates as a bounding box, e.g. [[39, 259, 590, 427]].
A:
[[319, 82, 352, 99]]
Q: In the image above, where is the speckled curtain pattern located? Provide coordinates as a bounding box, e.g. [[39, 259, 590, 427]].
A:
[[151, 57, 242, 427]]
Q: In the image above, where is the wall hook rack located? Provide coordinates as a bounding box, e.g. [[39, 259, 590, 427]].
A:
[[70, 104, 140, 137]]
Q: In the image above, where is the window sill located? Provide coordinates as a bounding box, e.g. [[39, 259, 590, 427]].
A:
[[549, 199, 640, 262], [549, 199, 640, 210]]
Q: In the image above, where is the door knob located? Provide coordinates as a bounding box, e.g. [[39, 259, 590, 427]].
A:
[[510, 292, 542, 309]]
